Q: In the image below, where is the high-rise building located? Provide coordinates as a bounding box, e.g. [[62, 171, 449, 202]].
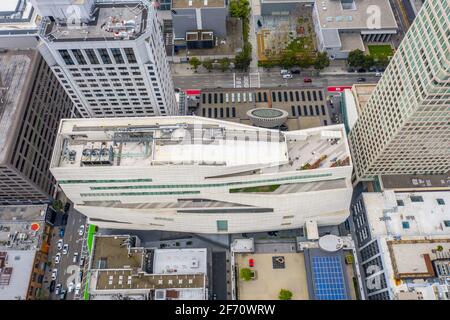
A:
[[0, 49, 73, 205], [50, 116, 353, 233], [0, 0, 40, 49], [34, 0, 177, 118], [349, 0, 450, 182]]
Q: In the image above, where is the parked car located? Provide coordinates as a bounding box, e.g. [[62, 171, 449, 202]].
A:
[[79, 256, 85, 267], [68, 281, 74, 293], [357, 77, 366, 82], [79, 270, 84, 283], [57, 239, 63, 250], [249, 258, 255, 267], [61, 214, 68, 226], [55, 284, 62, 295], [290, 67, 301, 74], [282, 73, 293, 79], [49, 280, 56, 293], [268, 231, 278, 236], [62, 244, 69, 255], [51, 269, 58, 281], [64, 202, 71, 213], [55, 252, 61, 264], [59, 228, 65, 238], [357, 68, 367, 73], [73, 252, 79, 264], [75, 283, 82, 296], [375, 72, 383, 77], [303, 77, 312, 83], [280, 69, 289, 75], [59, 290, 67, 300], [78, 225, 85, 236]]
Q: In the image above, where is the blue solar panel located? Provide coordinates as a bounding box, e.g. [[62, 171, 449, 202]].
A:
[[312, 256, 348, 300]]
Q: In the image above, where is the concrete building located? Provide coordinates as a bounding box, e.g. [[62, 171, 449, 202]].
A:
[[87, 235, 207, 300], [194, 87, 331, 130], [349, 0, 450, 182], [35, 0, 177, 118], [50, 116, 353, 233], [312, 0, 398, 59], [0, 49, 73, 205], [0, 204, 52, 300], [0, 0, 40, 49], [351, 190, 450, 300], [258, 0, 398, 59], [171, 0, 227, 42]]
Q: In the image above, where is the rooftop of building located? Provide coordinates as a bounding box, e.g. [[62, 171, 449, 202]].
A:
[[52, 116, 351, 171], [0, 204, 47, 251], [0, 249, 36, 299], [361, 190, 450, 238], [153, 248, 207, 275], [89, 235, 207, 297], [315, 0, 398, 30], [0, 0, 39, 34], [0, 50, 35, 164], [172, 0, 225, 9], [380, 173, 450, 192], [42, 2, 147, 42]]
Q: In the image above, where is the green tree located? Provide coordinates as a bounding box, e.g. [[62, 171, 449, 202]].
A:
[[376, 55, 389, 68], [279, 289, 293, 300], [347, 49, 366, 68], [202, 59, 213, 72], [235, 43, 252, 71], [240, 268, 253, 281], [219, 58, 231, 72], [279, 50, 297, 69], [52, 199, 63, 212], [363, 55, 375, 69], [229, 0, 250, 19], [188, 57, 201, 72], [314, 52, 330, 70]]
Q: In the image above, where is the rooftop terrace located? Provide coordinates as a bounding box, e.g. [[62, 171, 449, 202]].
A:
[[53, 117, 350, 170], [42, 3, 147, 41]]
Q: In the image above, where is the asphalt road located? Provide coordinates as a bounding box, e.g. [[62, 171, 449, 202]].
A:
[[46, 207, 87, 300], [173, 71, 380, 90]]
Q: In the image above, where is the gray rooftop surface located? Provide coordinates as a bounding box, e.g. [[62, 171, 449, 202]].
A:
[[0, 50, 33, 164]]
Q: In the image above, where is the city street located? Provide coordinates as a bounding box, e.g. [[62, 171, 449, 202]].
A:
[[173, 71, 380, 90], [44, 206, 88, 300]]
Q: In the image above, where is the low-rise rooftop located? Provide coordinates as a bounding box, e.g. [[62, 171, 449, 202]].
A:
[[172, 0, 225, 9], [362, 191, 450, 238], [0, 0, 39, 34], [316, 0, 397, 30]]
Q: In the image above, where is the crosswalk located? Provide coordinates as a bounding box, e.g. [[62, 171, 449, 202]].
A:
[[233, 73, 260, 88]]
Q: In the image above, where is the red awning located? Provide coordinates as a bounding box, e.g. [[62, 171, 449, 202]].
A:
[[327, 86, 352, 92], [185, 89, 201, 95]]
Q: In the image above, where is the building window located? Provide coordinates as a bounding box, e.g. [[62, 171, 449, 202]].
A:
[[58, 50, 74, 65], [124, 48, 137, 63], [444, 220, 450, 227], [410, 195, 424, 202], [402, 221, 410, 229], [71, 49, 87, 65], [111, 48, 125, 64], [217, 220, 228, 231], [437, 198, 445, 205], [396, 200, 404, 206], [97, 49, 112, 64], [84, 49, 99, 64]]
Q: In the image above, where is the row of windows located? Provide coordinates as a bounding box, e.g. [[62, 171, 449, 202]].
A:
[[201, 90, 324, 105], [80, 191, 201, 197], [89, 173, 333, 190], [58, 48, 137, 66], [59, 178, 153, 184]]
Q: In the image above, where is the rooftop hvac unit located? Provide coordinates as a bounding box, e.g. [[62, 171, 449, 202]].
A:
[[190, 258, 199, 268]]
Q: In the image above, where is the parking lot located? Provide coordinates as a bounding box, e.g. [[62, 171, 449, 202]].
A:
[[43, 206, 88, 300]]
